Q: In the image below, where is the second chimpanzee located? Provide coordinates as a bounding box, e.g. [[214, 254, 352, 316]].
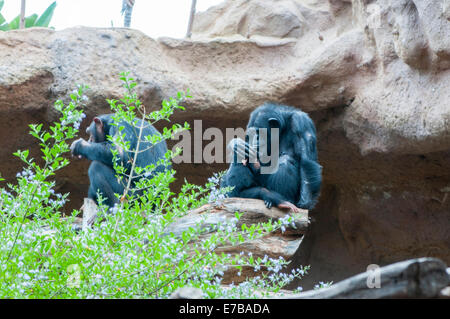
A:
[[221, 103, 322, 211], [70, 114, 169, 208]]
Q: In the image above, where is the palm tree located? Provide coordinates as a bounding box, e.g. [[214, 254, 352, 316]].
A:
[[121, 0, 135, 28]]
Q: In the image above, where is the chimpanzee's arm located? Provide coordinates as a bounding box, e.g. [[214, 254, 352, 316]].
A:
[[298, 159, 322, 209], [223, 138, 294, 210], [291, 112, 322, 210], [71, 139, 120, 169]]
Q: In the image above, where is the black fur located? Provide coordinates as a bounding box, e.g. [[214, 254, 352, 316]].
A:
[[221, 103, 322, 210], [71, 114, 169, 208]]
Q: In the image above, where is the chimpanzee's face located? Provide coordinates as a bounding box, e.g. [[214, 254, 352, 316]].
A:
[[246, 126, 264, 151], [86, 118, 106, 143], [246, 115, 281, 156]]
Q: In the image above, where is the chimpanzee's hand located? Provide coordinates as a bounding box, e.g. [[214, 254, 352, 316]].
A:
[[264, 199, 274, 209], [70, 138, 89, 159]]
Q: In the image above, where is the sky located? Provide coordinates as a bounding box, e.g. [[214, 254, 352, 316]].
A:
[[1, 0, 224, 38]]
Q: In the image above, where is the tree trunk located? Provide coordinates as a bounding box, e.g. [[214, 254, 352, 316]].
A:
[[122, 0, 135, 28], [186, 0, 197, 38], [19, 0, 26, 29]]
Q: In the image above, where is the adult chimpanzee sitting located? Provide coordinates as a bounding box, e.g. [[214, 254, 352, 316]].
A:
[[221, 103, 322, 211], [70, 114, 169, 208]]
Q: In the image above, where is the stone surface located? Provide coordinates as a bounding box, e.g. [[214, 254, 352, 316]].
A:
[[0, 0, 449, 289]]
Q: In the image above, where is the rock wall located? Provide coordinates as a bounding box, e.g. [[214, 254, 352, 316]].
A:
[[0, 0, 449, 288]]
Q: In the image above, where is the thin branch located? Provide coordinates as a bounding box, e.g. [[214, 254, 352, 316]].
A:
[[112, 106, 147, 237], [5, 187, 38, 261]]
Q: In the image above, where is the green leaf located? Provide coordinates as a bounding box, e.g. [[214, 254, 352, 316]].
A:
[[0, 0, 4, 12], [25, 14, 38, 28], [35, 1, 56, 27], [8, 15, 20, 30], [0, 13, 5, 25], [0, 22, 8, 31], [22, 149, 29, 160]]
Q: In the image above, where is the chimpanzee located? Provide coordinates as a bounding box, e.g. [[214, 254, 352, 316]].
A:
[[70, 114, 169, 208], [222, 138, 302, 213], [221, 103, 322, 211]]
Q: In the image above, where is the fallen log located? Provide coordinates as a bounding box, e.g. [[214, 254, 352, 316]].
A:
[[164, 198, 309, 236], [163, 198, 309, 284], [81, 198, 98, 231], [170, 258, 450, 299], [287, 257, 450, 299]]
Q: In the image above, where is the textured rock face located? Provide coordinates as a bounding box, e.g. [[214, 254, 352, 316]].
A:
[[0, 0, 449, 289]]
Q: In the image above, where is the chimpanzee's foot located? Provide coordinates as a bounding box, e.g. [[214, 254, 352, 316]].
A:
[[278, 201, 301, 213]]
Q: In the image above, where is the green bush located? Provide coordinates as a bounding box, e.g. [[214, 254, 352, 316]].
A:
[[0, 73, 308, 298]]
